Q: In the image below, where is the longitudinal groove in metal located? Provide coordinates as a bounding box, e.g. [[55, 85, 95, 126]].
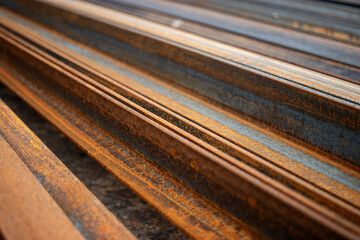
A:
[[87, 0, 360, 83], [0, 0, 359, 239], [0, 99, 136, 240], [3, 0, 359, 166]]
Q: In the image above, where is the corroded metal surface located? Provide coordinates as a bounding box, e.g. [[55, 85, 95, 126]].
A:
[[0, 0, 359, 239], [0, 99, 136, 240], [0, 41, 261, 240], [0, 135, 84, 240], [88, 0, 360, 83], [4, 0, 358, 165], [0, 82, 191, 240]]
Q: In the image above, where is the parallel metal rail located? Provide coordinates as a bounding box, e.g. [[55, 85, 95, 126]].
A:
[[87, 0, 360, 83], [0, 0, 359, 239], [0, 99, 136, 240]]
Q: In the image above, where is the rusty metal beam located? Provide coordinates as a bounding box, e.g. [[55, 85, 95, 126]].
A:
[[0, 32, 261, 240], [0, 99, 136, 240], [0, 0, 359, 239], [10, 0, 360, 165], [0, 135, 85, 240], [2, 0, 359, 166], [165, 0, 360, 45], [86, 0, 360, 83]]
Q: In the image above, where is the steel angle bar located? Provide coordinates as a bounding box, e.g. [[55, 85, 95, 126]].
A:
[[0, 11, 359, 223], [164, 0, 360, 45], [3, 0, 359, 166], [0, 9, 359, 240], [85, 0, 360, 67], [0, 35, 261, 240], [86, 0, 360, 83], [0, 0, 359, 239], [0, 135, 85, 240], [0, 99, 136, 240]]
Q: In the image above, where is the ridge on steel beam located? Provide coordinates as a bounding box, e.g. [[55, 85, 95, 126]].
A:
[[85, 0, 360, 83], [0, 31, 262, 240], [0, 137, 85, 240], [0, 0, 359, 239], [0, 99, 136, 240], [2, 0, 359, 166]]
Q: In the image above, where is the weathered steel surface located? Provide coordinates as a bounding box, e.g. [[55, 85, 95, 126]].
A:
[[0, 135, 85, 240], [1, 10, 357, 212], [86, 0, 360, 83], [166, 0, 360, 45], [0, 99, 136, 240], [0, 0, 359, 239], [91, 0, 360, 65], [0, 15, 359, 240], [4, 0, 358, 166], [0, 42, 261, 240]]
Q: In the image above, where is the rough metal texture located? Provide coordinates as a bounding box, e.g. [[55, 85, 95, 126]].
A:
[[0, 135, 85, 240], [0, 83, 189, 240], [0, 93, 137, 240], [0, 0, 359, 239], [88, 0, 360, 83]]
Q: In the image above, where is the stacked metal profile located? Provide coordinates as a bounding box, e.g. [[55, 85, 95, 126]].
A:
[[0, 0, 359, 239]]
